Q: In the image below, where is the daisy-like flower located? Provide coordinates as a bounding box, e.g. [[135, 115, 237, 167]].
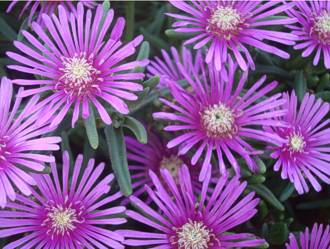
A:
[[0, 151, 126, 248], [126, 131, 201, 200], [265, 91, 330, 194], [0, 77, 60, 208], [286, 224, 330, 249], [286, 1, 330, 69], [168, 0, 297, 71], [7, 3, 148, 127], [153, 57, 286, 180], [147, 46, 202, 89], [119, 164, 265, 248], [6, 0, 96, 25]]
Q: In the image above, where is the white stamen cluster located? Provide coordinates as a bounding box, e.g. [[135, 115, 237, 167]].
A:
[[288, 133, 305, 153], [160, 155, 183, 180], [313, 10, 330, 44], [42, 201, 85, 237], [59, 53, 101, 97], [176, 220, 212, 249], [207, 6, 242, 40], [201, 103, 236, 138]]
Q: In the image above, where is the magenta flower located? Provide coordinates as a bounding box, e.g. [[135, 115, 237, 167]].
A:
[[0, 77, 60, 208], [126, 131, 201, 200], [119, 165, 265, 248], [0, 151, 126, 249], [286, 224, 330, 249], [153, 57, 286, 180], [7, 3, 148, 127], [168, 0, 297, 71], [147, 46, 202, 88], [286, 1, 330, 69], [265, 91, 330, 194], [6, 0, 96, 25]]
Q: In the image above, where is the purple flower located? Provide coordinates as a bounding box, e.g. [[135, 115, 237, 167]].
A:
[[126, 131, 201, 200], [0, 151, 126, 248], [286, 224, 330, 249], [7, 3, 148, 127], [153, 57, 286, 180], [119, 165, 265, 248], [168, 0, 297, 71], [286, 1, 330, 69], [147, 46, 202, 89], [265, 91, 330, 194], [6, 0, 96, 25], [0, 77, 60, 208]]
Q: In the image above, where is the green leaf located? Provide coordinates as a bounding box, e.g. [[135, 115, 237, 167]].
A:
[[140, 27, 170, 50], [280, 183, 295, 202], [256, 158, 267, 174], [143, 76, 159, 89], [137, 41, 150, 61], [294, 70, 306, 101], [248, 175, 266, 185], [248, 184, 285, 211], [84, 106, 99, 149], [316, 73, 330, 92], [266, 222, 289, 245], [316, 91, 330, 102], [104, 125, 132, 196], [61, 131, 74, 166], [102, 0, 110, 12], [125, 2, 135, 42], [297, 199, 330, 210], [254, 65, 291, 79], [0, 16, 17, 41], [165, 29, 196, 39], [123, 116, 148, 144]]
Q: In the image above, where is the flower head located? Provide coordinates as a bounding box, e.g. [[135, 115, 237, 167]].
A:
[[266, 91, 330, 194], [7, 3, 148, 127], [119, 164, 265, 248], [6, 0, 96, 25], [0, 77, 60, 208], [0, 151, 126, 248], [286, 224, 330, 249], [153, 57, 287, 180], [286, 1, 330, 68], [147, 46, 202, 89], [168, 1, 297, 71], [126, 131, 201, 200]]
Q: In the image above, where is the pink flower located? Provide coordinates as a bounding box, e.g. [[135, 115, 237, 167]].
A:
[[7, 3, 148, 127], [0, 152, 126, 248], [168, 0, 297, 71], [286, 223, 330, 249], [6, 0, 96, 25], [286, 1, 330, 69], [119, 165, 265, 248], [154, 56, 287, 180], [0, 77, 60, 208], [266, 91, 330, 194]]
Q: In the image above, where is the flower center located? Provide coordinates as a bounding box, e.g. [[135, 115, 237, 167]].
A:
[[207, 6, 243, 40], [160, 155, 183, 180], [176, 220, 212, 249], [201, 103, 236, 138], [58, 53, 102, 98], [288, 133, 305, 153], [312, 10, 330, 44], [43, 203, 84, 237]]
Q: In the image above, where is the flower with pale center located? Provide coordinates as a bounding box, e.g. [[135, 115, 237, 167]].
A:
[[312, 10, 330, 44], [175, 220, 213, 249], [160, 155, 183, 181], [58, 53, 101, 98], [201, 103, 236, 139], [42, 202, 84, 237], [288, 133, 305, 153], [207, 6, 243, 40]]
